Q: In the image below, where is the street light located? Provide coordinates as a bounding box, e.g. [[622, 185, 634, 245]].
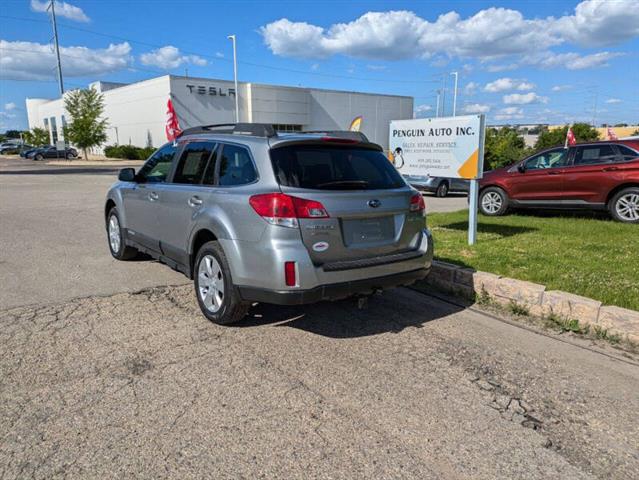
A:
[[450, 72, 458, 117], [227, 34, 239, 123]]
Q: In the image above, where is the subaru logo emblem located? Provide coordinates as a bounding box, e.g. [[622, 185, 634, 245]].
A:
[[368, 199, 381, 208]]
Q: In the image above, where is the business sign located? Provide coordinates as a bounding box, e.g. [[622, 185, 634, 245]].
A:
[[389, 115, 485, 180], [185, 84, 236, 97]]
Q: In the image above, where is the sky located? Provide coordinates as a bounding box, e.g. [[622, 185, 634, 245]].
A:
[[1, 0, 638, 131]]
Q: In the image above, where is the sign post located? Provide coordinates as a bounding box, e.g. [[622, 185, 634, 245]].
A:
[[389, 114, 486, 245]]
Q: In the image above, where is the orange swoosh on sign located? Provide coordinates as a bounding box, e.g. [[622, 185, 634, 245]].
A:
[[457, 148, 479, 179]]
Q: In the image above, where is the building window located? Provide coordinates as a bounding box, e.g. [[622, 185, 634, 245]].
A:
[[50, 117, 58, 144], [43, 118, 51, 144], [272, 124, 303, 133]]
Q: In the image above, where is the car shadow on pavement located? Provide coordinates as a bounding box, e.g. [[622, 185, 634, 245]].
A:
[[438, 221, 537, 238], [236, 289, 466, 338]]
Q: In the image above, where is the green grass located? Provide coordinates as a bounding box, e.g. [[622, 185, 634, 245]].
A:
[[428, 210, 639, 311]]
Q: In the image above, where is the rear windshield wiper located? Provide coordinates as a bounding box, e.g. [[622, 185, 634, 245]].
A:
[[316, 180, 370, 189]]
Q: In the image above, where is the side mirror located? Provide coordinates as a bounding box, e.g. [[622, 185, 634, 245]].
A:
[[118, 167, 136, 182], [517, 163, 526, 173]]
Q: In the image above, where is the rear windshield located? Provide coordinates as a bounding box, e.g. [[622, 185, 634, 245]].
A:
[[270, 145, 405, 190]]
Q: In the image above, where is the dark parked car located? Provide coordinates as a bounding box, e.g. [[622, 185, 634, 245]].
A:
[[404, 175, 469, 197], [478, 140, 639, 223], [0, 144, 34, 155], [27, 145, 78, 160]]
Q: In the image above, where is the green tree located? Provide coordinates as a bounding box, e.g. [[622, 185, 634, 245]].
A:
[[4, 130, 23, 139], [631, 129, 639, 136], [23, 127, 50, 146], [534, 123, 600, 151], [63, 88, 108, 160], [483, 127, 528, 171]]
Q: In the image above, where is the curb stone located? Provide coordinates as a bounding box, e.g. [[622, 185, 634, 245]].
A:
[[423, 260, 639, 343]]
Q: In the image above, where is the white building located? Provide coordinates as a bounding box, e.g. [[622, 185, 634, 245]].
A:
[[26, 75, 413, 151]]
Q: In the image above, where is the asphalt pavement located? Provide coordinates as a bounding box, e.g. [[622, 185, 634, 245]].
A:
[[1, 156, 637, 479]]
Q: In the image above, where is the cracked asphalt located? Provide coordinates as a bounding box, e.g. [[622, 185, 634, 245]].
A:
[[1, 159, 638, 479]]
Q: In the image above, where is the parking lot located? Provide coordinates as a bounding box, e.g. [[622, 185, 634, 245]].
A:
[[1, 157, 638, 479]]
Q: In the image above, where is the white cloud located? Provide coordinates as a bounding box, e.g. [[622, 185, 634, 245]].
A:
[[494, 106, 524, 120], [551, 0, 639, 47], [503, 92, 548, 105], [0, 40, 132, 81], [484, 77, 535, 93], [4, 102, 16, 111], [523, 51, 624, 70], [215, 52, 224, 58], [366, 64, 387, 71], [463, 81, 479, 95], [464, 103, 490, 114], [30, 0, 89, 23], [260, 1, 639, 61], [551, 85, 571, 92], [140, 46, 207, 69], [484, 63, 518, 72], [414, 104, 433, 118], [605, 98, 621, 104], [0, 111, 16, 118], [310, 63, 320, 71]]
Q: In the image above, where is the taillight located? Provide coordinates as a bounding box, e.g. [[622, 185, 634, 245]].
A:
[[249, 193, 329, 228], [284, 261, 296, 286], [410, 193, 425, 214]]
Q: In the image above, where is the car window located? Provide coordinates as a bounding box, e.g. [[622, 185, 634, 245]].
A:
[[574, 145, 617, 166], [138, 143, 177, 183], [217, 144, 257, 186], [172, 142, 216, 184], [270, 145, 405, 190], [524, 149, 568, 170], [617, 145, 639, 162]]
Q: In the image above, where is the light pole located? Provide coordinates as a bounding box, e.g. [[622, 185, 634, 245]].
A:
[[227, 34, 239, 123], [450, 72, 458, 117], [47, 0, 64, 96]]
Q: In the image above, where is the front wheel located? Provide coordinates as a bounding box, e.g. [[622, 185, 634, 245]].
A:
[[194, 241, 249, 325], [609, 187, 639, 223], [34, 154, 43, 161], [479, 187, 509, 216], [107, 208, 138, 260], [436, 182, 449, 198], [66, 152, 74, 159]]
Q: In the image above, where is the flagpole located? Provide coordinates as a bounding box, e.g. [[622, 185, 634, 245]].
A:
[[227, 34, 239, 123]]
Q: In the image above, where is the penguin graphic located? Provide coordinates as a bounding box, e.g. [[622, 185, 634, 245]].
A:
[[393, 147, 405, 169]]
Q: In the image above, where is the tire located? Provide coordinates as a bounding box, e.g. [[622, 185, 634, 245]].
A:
[[436, 181, 449, 198], [194, 241, 250, 325], [107, 207, 138, 260], [479, 187, 509, 216], [34, 154, 43, 161], [66, 152, 74, 159], [609, 187, 639, 223]]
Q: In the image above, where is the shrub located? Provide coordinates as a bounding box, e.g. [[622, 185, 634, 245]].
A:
[[104, 144, 156, 160]]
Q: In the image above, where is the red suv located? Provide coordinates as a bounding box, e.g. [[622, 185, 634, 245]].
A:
[[479, 140, 639, 223]]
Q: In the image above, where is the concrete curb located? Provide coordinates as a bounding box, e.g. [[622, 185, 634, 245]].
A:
[[423, 260, 639, 343]]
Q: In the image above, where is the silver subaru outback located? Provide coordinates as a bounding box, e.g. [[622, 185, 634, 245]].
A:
[[105, 123, 433, 324]]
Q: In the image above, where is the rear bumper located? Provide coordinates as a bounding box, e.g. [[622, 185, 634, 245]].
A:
[[238, 267, 430, 305]]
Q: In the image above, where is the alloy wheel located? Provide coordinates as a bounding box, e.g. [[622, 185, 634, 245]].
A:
[[482, 192, 503, 214], [615, 193, 639, 221], [198, 255, 225, 313], [108, 214, 121, 253]]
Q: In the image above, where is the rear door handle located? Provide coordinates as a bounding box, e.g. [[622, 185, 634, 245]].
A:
[[603, 166, 619, 172], [547, 171, 561, 175], [148, 192, 159, 201], [188, 195, 203, 207]]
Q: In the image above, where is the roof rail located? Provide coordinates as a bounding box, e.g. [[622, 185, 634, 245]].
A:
[[178, 123, 277, 138], [301, 130, 370, 142]]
